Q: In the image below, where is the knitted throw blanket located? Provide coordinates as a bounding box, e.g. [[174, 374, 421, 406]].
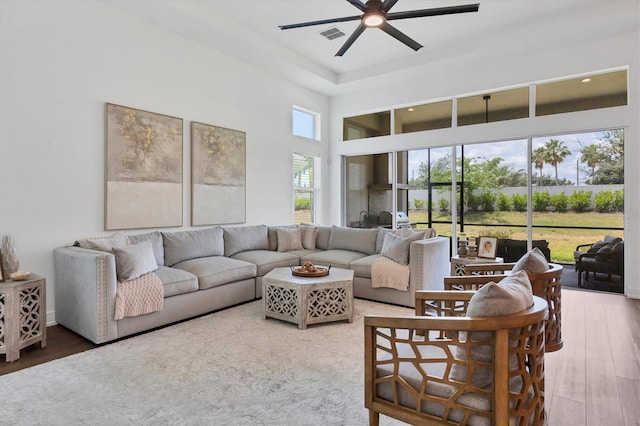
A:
[[114, 272, 164, 320], [371, 256, 410, 291]]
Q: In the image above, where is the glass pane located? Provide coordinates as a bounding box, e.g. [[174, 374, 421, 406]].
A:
[[394, 100, 452, 134], [343, 111, 391, 140], [536, 70, 627, 116], [345, 153, 395, 228], [458, 87, 529, 126], [532, 130, 624, 263], [292, 108, 316, 139], [459, 140, 528, 243], [294, 190, 314, 224]]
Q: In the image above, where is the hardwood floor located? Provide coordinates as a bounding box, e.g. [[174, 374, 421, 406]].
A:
[[2, 288, 639, 425]]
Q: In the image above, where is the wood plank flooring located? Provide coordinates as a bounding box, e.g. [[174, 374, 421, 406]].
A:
[[2, 288, 639, 425]]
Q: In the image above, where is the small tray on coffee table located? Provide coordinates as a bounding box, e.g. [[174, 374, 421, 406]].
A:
[[290, 265, 331, 277]]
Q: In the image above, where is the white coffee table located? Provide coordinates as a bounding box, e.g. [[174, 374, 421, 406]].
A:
[[262, 267, 354, 330]]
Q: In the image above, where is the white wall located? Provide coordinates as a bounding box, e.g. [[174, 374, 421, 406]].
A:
[[0, 0, 330, 323], [329, 30, 640, 298]]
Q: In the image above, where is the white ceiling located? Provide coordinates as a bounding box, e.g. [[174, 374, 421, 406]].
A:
[[108, 0, 639, 96]]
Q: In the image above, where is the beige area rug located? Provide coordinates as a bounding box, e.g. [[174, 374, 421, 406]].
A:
[[0, 300, 412, 426]]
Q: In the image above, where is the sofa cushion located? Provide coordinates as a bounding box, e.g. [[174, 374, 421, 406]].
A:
[[231, 250, 299, 277], [162, 227, 224, 266], [327, 226, 378, 255], [350, 254, 381, 278], [381, 232, 424, 265], [315, 226, 332, 250], [173, 256, 256, 290], [299, 224, 319, 249], [301, 249, 367, 270], [449, 271, 533, 388], [127, 231, 165, 266], [276, 228, 304, 252], [153, 265, 199, 297], [224, 225, 269, 257], [83, 231, 128, 252], [512, 247, 549, 274], [268, 225, 297, 251], [112, 240, 159, 282]]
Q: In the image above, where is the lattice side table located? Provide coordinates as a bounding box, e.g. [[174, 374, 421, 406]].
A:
[[263, 267, 354, 330], [0, 274, 47, 362], [450, 256, 504, 276]]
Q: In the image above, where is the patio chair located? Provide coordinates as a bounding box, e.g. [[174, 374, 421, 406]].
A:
[[573, 235, 622, 271], [447, 262, 563, 352], [576, 240, 624, 287], [365, 289, 547, 426]]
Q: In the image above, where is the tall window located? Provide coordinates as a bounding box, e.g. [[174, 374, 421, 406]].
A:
[[293, 154, 320, 223], [293, 106, 320, 140]]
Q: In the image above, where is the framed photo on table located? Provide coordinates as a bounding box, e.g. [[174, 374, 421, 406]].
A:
[[478, 236, 498, 259]]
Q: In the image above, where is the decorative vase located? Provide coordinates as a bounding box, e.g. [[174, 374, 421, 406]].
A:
[[468, 245, 477, 258], [457, 240, 468, 257], [2, 235, 20, 276]]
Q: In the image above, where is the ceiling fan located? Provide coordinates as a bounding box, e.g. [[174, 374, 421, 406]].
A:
[[279, 0, 479, 57]]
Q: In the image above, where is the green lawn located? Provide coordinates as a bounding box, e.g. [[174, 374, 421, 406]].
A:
[[408, 210, 624, 262]]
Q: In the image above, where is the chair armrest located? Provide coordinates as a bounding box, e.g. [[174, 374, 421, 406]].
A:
[[463, 262, 516, 275], [575, 243, 594, 251], [54, 246, 118, 344]]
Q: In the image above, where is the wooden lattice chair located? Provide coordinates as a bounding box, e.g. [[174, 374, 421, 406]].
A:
[[449, 262, 563, 353], [365, 289, 547, 426]]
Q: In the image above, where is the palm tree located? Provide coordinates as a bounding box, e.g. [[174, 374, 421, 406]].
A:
[[579, 144, 601, 182], [543, 139, 571, 185], [532, 147, 546, 186]]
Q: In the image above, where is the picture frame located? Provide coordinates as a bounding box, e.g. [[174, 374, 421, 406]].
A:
[[0, 250, 5, 282], [478, 236, 498, 259], [105, 103, 183, 230], [191, 121, 246, 226]]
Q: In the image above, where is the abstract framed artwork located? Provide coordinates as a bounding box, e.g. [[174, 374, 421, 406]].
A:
[[191, 121, 246, 225], [105, 103, 183, 230]]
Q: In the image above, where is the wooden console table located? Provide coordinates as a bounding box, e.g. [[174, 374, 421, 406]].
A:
[[0, 274, 47, 362]]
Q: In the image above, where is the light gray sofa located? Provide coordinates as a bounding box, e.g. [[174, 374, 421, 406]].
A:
[[54, 224, 450, 344]]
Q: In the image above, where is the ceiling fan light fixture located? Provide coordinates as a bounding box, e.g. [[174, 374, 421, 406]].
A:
[[362, 12, 385, 27]]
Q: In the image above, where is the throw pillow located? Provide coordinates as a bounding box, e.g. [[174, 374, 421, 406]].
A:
[[112, 240, 159, 282], [380, 232, 423, 265], [449, 271, 534, 388], [595, 245, 613, 262], [512, 247, 549, 274], [127, 231, 165, 266], [298, 224, 318, 249], [277, 228, 304, 252], [86, 232, 128, 252]]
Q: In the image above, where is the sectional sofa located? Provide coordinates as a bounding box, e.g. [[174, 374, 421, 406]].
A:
[[54, 224, 450, 344]]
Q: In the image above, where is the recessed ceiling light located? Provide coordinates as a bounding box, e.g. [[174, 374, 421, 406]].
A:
[[582, 78, 592, 83], [408, 108, 415, 112]]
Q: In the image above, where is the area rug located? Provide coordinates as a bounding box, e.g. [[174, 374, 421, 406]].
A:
[[0, 299, 411, 425]]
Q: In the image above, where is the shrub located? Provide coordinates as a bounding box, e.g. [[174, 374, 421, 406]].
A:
[[414, 198, 425, 209], [569, 190, 592, 212], [613, 189, 624, 212], [497, 193, 511, 211], [532, 191, 551, 212], [511, 194, 527, 212], [550, 192, 568, 212], [466, 193, 480, 212], [438, 197, 449, 212], [294, 197, 311, 211], [594, 190, 615, 213], [479, 191, 497, 212]]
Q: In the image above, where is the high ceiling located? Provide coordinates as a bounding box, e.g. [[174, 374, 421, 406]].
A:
[[108, 0, 638, 96]]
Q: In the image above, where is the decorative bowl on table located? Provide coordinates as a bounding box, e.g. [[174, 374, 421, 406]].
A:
[[10, 271, 31, 281], [290, 262, 331, 277]]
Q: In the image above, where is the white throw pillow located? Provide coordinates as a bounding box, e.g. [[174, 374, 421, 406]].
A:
[[381, 232, 423, 265], [277, 228, 303, 252], [298, 224, 318, 249], [512, 247, 549, 274], [85, 232, 128, 252], [112, 240, 159, 282], [449, 271, 534, 388]]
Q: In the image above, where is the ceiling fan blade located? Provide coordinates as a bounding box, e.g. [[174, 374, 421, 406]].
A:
[[335, 23, 366, 57], [387, 3, 480, 21], [279, 15, 361, 30], [346, 0, 367, 13], [380, 22, 422, 51], [381, 0, 399, 12]]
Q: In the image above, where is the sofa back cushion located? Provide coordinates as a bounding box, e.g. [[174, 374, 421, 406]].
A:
[[223, 225, 269, 257], [327, 226, 378, 255], [162, 227, 224, 266], [314, 226, 332, 250], [127, 231, 165, 266]]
